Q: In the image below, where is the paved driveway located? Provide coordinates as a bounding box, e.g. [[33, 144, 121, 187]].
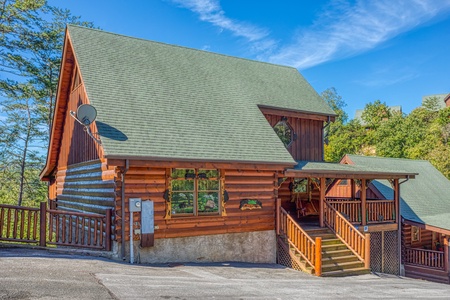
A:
[[1, 246, 450, 299]]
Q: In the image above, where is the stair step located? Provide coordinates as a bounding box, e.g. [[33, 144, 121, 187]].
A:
[[322, 249, 353, 258], [322, 255, 361, 264], [321, 238, 342, 245], [322, 260, 365, 272], [322, 244, 348, 252], [321, 267, 371, 277]]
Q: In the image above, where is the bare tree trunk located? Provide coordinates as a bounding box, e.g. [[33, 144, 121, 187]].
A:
[[17, 101, 31, 206]]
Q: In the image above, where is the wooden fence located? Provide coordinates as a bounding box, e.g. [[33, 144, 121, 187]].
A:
[[405, 247, 445, 270], [324, 202, 370, 269], [0, 202, 111, 251], [279, 206, 322, 276]]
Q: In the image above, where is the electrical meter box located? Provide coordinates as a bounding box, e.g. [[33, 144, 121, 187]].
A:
[[129, 198, 142, 212]]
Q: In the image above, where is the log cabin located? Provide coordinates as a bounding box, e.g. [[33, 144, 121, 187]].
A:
[[40, 25, 417, 277], [328, 155, 450, 283]]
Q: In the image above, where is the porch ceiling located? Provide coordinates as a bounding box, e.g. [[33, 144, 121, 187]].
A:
[[285, 161, 417, 179]]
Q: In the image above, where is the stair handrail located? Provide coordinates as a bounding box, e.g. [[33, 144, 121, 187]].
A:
[[324, 202, 370, 269], [279, 207, 322, 276]]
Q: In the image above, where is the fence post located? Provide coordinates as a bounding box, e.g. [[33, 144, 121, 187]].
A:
[[444, 236, 448, 273], [315, 237, 322, 276], [105, 209, 112, 251], [365, 233, 371, 269], [39, 202, 47, 247]]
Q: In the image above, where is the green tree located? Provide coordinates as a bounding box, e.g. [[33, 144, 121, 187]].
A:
[[0, 1, 94, 205], [361, 100, 391, 129]]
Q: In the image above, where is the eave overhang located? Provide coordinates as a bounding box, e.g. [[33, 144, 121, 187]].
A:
[[285, 161, 417, 179]]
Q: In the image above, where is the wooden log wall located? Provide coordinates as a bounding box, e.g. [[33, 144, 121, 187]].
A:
[[402, 223, 433, 249], [55, 159, 116, 215], [57, 78, 102, 167], [326, 179, 383, 199], [114, 166, 278, 243], [264, 113, 323, 161]]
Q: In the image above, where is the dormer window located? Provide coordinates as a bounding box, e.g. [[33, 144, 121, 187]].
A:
[[273, 118, 294, 148]]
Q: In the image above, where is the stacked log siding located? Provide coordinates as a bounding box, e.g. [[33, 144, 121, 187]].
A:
[[113, 166, 278, 243], [56, 160, 115, 214]]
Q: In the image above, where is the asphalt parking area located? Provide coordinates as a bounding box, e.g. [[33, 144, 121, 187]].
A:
[[1, 247, 450, 299]]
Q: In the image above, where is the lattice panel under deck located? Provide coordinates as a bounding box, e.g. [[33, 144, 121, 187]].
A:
[[370, 231, 383, 273], [370, 230, 399, 275], [276, 238, 303, 272], [384, 230, 399, 275]]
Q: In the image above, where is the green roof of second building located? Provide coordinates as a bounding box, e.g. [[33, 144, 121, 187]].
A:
[[347, 155, 450, 232], [67, 25, 335, 164]]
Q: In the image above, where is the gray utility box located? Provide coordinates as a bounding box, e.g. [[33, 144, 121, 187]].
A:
[[129, 198, 142, 212]]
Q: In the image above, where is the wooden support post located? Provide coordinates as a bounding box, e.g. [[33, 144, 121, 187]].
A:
[[276, 198, 281, 235], [315, 237, 322, 276], [39, 202, 47, 247], [361, 179, 367, 226], [319, 177, 325, 228], [351, 179, 356, 199], [394, 179, 400, 225], [365, 233, 371, 269], [444, 236, 449, 273], [105, 208, 112, 251]]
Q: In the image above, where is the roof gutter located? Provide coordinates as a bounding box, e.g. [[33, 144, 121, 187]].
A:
[[121, 159, 129, 260]]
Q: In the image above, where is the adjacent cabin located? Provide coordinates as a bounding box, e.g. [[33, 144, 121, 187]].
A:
[[328, 155, 450, 283], [41, 25, 418, 277]]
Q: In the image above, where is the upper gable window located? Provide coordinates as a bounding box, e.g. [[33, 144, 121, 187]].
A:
[[273, 119, 294, 148]]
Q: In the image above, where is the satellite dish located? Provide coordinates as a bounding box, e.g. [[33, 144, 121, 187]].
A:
[[76, 104, 97, 125]]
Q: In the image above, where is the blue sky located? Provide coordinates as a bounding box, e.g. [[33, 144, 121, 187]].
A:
[[51, 0, 450, 118]]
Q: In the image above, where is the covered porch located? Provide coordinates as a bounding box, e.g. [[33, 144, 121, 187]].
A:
[[275, 160, 417, 277], [283, 161, 417, 232]]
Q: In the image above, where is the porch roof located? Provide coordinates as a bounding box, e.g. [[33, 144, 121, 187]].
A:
[[284, 161, 417, 179]]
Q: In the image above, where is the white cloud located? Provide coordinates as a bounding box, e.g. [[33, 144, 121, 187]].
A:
[[171, 0, 270, 41], [268, 0, 450, 69], [170, 0, 450, 70]]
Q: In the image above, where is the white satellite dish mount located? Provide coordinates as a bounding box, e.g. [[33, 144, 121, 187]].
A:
[[70, 104, 102, 145]]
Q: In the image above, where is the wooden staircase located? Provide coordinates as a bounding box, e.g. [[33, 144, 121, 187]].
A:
[[305, 227, 370, 277]]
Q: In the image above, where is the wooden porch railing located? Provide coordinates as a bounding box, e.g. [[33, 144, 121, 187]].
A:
[[0, 202, 111, 251], [279, 207, 322, 276], [325, 199, 361, 223], [0, 204, 40, 244], [47, 208, 111, 250], [326, 198, 396, 224], [404, 247, 446, 270], [366, 200, 395, 223], [325, 202, 370, 269]]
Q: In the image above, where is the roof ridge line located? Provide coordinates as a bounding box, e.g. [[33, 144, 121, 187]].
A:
[[66, 24, 297, 70]]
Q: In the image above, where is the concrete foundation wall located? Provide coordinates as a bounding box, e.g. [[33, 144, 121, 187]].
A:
[[121, 230, 276, 264]]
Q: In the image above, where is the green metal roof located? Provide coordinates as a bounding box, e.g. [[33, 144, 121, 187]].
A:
[[347, 155, 450, 231], [287, 160, 416, 178], [67, 25, 335, 164]]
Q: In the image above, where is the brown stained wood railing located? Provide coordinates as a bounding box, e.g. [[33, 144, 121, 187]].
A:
[[0, 204, 40, 243], [326, 198, 396, 224], [47, 208, 111, 250], [405, 247, 445, 270], [325, 200, 361, 223], [279, 207, 322, 276], [0, 203, 112, 251], [324, 202, 370, 269], [366, 200, 395, 223]]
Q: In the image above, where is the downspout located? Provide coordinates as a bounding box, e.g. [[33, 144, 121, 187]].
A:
[[121, 159, 129, 260], [322, 116, 331, 161], [398, 176, 409, 276]]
